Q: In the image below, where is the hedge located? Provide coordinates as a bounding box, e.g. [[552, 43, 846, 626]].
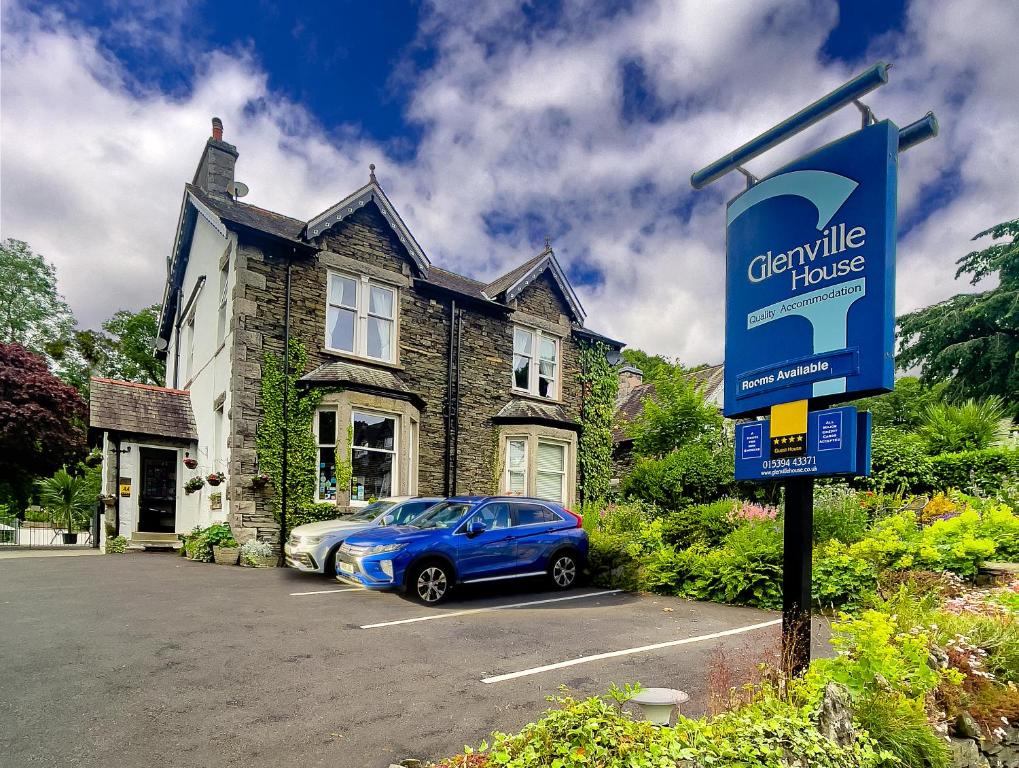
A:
[[927, 447, 1019, 493]]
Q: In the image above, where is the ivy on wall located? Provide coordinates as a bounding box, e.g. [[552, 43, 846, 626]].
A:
[[335, 424, 353, 500], [578, 341, 619, 504], [256, 339, 322, 521]]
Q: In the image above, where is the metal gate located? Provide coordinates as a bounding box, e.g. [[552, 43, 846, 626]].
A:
[[0, 507, 100, 550]]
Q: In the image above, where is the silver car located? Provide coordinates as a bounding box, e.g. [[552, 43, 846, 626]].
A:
[[284, 497, 442, 575]]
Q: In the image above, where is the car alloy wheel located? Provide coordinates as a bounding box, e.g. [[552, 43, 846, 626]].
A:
[[552, 555, 577, 588], [417, 566, 448, 603]]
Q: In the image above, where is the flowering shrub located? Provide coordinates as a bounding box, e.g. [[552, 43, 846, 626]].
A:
[[729, 500, 777, 523]]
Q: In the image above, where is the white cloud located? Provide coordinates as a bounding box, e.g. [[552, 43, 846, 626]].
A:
[[2, 0, 1017, 365]]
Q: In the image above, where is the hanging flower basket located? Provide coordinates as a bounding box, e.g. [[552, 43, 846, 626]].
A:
[[183, 455, 198, 469], [184, 476, 205, 495], [206, 472, 226, 487], [252, 473, 270, 488], [100, 494, 117, 507]]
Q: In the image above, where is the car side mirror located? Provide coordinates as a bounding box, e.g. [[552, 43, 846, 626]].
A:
[[467, 520, 487, 537], [381, 514, 395, 526]]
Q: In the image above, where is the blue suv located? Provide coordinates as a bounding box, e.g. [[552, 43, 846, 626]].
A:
[[335, 496, 587, 604]]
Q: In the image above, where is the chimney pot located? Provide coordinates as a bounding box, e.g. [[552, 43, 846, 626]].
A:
[[211, 117, 223, 141]]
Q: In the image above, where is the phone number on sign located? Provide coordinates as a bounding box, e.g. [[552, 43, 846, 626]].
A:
[[762, 456, 816, 470]]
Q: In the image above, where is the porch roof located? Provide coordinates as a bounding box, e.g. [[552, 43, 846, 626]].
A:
[[89, 378, 198, 441]]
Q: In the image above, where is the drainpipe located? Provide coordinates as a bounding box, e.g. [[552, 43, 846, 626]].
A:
[[172, 290, 183, 389], [451, 306, 462, 496], [443, 299, 457, 496], [278, 255, 293, 565], [114, 435, 122, 536]]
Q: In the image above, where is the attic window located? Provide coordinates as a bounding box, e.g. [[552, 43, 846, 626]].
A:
[[513, 326, 559, 399]]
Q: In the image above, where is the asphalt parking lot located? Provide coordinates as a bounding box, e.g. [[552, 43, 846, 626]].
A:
[[0, 553, 822, 768]]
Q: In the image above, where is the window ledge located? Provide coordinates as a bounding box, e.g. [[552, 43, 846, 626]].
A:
[[320, 348, 404, 371]]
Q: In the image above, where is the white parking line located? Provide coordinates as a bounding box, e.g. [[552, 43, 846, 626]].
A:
[[481, 617, 782, 683], [289, 587, 365, 596], [360, 589, 624, 629]]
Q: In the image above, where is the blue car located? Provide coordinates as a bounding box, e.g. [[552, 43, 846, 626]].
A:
[[335, 496, 587, 604]]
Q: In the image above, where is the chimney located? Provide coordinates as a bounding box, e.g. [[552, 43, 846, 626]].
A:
[[192, 117, 238, 198], [618, 365, 644, 400]]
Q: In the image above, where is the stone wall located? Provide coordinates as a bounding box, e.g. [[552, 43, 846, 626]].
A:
[[225, 202, 588, 544]]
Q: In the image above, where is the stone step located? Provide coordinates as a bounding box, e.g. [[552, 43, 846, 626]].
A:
[[130, 532, 180, 549]]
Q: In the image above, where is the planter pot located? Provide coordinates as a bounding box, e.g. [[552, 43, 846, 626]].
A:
[[62, 533, 79, 545], [213, 546, 239, 565], [242, 553, 277, 568], [101, 498, 116, 508], [252, 476, 269, 488], [183, 458, 198, 469]]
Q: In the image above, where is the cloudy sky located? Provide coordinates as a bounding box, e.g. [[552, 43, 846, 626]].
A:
[[2, 0, 1017, 365]]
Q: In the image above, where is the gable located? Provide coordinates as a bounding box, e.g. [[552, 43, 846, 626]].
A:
[[513, 271, 575, 322], [305, 181, 429, 275], [315, 202, 417, 276]]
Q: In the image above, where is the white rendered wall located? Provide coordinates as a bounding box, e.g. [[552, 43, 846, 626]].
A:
[[164, 210, 235, 529]]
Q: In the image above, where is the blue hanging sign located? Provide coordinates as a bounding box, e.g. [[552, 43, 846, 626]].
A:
[[734, 406, 870, 481], [723, 121, 899, 418]]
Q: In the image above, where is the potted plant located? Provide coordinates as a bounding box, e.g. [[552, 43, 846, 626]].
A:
[[239, 539, 276, 568], [184, 476, 205, 495], [252, 472, 270, 488], [35, 467, 91, 545], [183, 452, 198, 469], [207, 471, 226, 487], [105, 535, 128, 554], [100, 493, 117, 508], [212, 535, 240, 565]]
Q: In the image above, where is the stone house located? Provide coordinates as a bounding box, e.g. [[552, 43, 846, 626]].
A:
[[611, 362, 725, 483], [89, 118, 621, 548]]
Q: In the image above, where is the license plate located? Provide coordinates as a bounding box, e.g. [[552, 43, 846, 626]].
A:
[[339, 561, 354, 574]]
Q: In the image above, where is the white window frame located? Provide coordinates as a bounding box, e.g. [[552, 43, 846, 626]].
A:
[[504, 438, 528, 496], [216, 259, 229, 346], [325, 270, 398, 363], [184, 312, 196, 382], [349, 408, 399, 506], [535, 439, 567, 503], [213, 403, 225, 470], [512, 326, 559, 400], [314, 408, 338, 502]]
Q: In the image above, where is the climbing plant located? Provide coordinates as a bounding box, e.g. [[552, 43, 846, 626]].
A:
[[256, 339, 322, 522], [578, 341, 618, 504], [335, 424, 353, 500]]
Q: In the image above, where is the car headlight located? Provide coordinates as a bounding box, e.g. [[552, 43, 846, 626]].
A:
[[300, 536, 322, 546], [366, 543, 407, 555]]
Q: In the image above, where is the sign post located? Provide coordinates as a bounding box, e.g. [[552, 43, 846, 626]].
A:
[[691, 62, 937, 674]]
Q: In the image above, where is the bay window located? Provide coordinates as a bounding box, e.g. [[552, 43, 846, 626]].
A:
[[350, 410, 396, 503], [535, 441, 566, 503], [316, 409, 338, 501], [505, 439, 527, 495], [512, 327, 559, 399], [326, 271, 396, 362]]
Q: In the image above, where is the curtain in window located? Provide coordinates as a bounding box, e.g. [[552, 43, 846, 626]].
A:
[[535, 441, 565, 502]]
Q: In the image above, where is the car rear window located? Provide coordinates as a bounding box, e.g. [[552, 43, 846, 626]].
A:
[[512, 504, 560, 526]]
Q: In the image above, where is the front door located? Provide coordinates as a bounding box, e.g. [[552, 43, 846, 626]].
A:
[[138, 448, 177, 533]]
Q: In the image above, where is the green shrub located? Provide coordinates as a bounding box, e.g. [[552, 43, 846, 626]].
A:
[[447, 686, 887, 768], [23, 508, 49, 522], [659, 500, 736, 549], [928, 447, 1019, 496], [681, 521, 784, 609], [587, 530, 642, 590], [812, 540, 878, 608], [866, 428, 934, 493], [622, 441, 733, 509], [104, 535, 127, 554], [288, 502, 344, 529], [854, 692, 951, 768], [813, 485, 870, 543]]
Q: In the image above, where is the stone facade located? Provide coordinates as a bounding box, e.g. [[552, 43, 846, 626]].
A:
[[223, 203, 593, 544]]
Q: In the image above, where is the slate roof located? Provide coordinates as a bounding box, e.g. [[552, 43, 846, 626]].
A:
[[493, 399, 579, 429], [612, 363, 725, 443], [89, 378, 198, 441], [420, 267, 490, 301], [484, 250, 549, 298], [299, 360, 420, 404], [187, 184, 307, 242]]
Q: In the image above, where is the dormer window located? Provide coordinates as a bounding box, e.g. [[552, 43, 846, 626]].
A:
[[513, 327, 559, 399], [326, 271, 396, 362]]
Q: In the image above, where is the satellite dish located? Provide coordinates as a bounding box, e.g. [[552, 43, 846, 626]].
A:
[[229, 181, 249, 199], [151, 337, 169, 352], [605, 348, 623, 366]]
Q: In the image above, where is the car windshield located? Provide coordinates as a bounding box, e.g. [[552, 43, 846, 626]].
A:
[[346, 500, 397, 523], [408, 501, 474, 530], [388, 500, 440, 525]]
